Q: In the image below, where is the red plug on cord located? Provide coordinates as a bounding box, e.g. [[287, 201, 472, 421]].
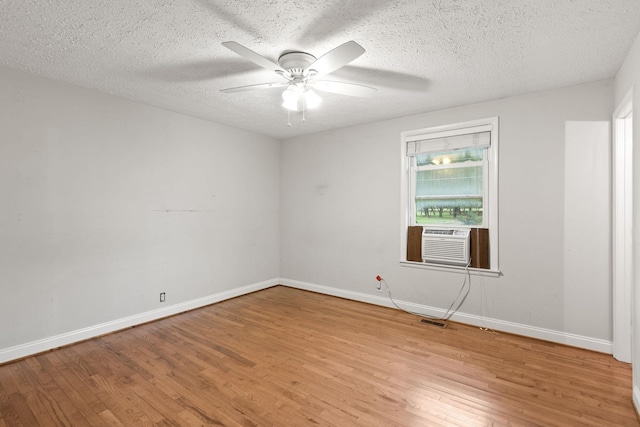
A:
[[376, 275, 382, 281]]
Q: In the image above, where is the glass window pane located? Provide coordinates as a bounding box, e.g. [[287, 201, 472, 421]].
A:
[[416, 166, 482, 196], [414, 148, 484, 226]]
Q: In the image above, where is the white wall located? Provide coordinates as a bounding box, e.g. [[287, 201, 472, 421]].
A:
[[0, 67, 280, 360], [613, 30, 640, 410], [280, 80, 613, 350], [0, 63, 618, 363]]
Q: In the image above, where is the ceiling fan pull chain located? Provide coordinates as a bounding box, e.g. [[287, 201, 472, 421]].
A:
[[287, 109, 292, 127]]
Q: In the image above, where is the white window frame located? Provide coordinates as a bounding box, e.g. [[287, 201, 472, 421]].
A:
[[400, 117, 500, 274]]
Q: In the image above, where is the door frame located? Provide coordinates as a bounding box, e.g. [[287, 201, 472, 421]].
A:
[[613, 88, 633, 363]]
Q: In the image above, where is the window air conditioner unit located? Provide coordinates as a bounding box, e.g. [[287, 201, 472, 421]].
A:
[[422, 228, 471, 266]]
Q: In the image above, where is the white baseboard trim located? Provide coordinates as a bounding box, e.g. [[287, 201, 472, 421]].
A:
[[634, 385, 640, 417], [279, 278, 613, 354], [0, 278, 278, 364], [2, 278, 614, 364]]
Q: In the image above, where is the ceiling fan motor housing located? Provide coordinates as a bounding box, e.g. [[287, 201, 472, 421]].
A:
[[278, 52, 317, 77]]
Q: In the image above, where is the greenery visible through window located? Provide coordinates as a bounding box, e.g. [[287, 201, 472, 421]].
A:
[[414, 148, 484, 226]]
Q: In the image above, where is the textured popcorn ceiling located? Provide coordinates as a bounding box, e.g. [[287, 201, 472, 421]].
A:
[[1, 0, 639, 139]]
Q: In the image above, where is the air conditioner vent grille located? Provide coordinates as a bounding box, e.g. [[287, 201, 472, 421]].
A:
[[422, 228, 470, 266]]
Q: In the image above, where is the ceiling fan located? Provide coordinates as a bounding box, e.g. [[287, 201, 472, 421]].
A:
[[220, 40, 377, 113]]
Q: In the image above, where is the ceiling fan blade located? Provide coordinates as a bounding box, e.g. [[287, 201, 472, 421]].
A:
[[311, 80, 377, 97], [306, 41, 365, 77], [222, 41, 284, 74], [221, 81, 287, 93]]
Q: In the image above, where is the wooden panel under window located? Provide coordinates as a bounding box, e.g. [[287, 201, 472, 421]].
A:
[[407, 226, 423, 262], [470, 228, 490, 269]]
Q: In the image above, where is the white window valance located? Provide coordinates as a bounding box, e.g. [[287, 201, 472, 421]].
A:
[[406, 125, 491, 155]]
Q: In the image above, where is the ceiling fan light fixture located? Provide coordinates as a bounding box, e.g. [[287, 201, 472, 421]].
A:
[[304, 89, 321, 109], [282, 98, 298, 111], [282, 85, 300, 111], [281, 85, 322, 111]]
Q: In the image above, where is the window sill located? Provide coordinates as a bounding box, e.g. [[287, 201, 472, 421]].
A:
[[399, 260, 502, 277]]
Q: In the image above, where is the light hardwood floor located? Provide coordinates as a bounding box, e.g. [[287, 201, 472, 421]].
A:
[[0, 286, 637, 426]]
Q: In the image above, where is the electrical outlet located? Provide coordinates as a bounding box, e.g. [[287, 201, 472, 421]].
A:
[[160, 292, 165, 302]]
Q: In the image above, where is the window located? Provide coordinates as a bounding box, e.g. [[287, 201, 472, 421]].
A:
[[400, 117, 499, 272]]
